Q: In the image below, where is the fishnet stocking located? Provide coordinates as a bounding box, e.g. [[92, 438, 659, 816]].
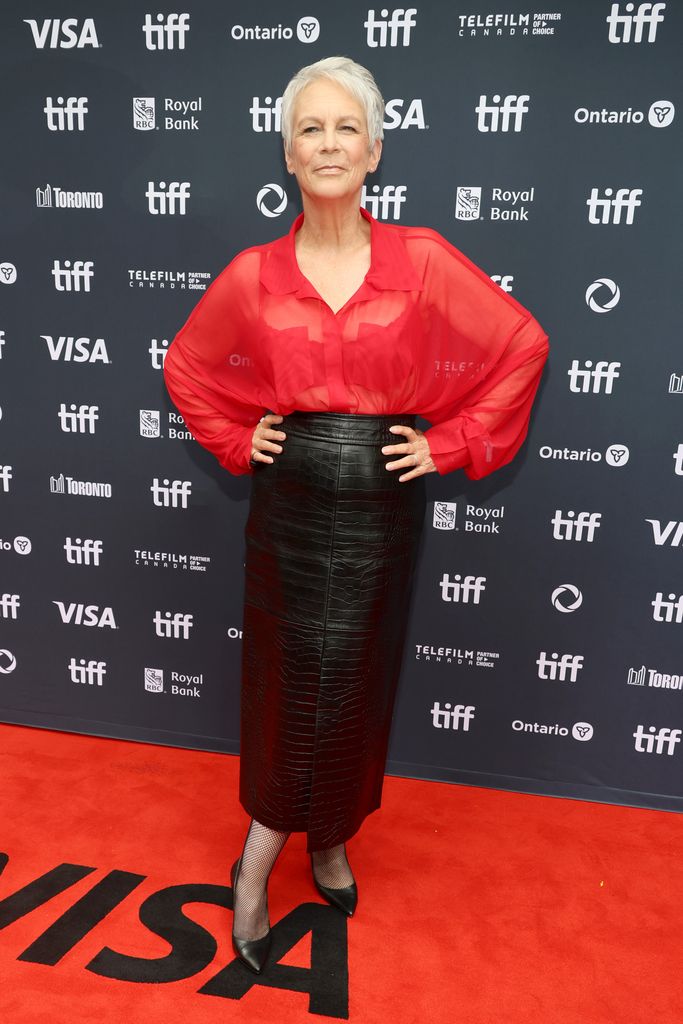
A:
[[233, 817, 290, 941], [311, 841, 355, 888]]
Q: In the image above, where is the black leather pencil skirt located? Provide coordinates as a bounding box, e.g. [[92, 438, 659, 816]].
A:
[[238, 410, 426, 852]]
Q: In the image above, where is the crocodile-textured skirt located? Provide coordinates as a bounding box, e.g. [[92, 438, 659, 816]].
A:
[[239, 410, 426, 852]]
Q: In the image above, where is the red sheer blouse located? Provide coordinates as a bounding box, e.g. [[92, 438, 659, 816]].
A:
[[163, 206, 549, 478]]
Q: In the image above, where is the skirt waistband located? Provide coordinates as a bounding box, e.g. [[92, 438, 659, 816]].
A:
[[280, 410, 417, 445]]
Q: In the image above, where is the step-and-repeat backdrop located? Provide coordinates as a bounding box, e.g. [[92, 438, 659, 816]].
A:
[[1, 1, 681, 812]]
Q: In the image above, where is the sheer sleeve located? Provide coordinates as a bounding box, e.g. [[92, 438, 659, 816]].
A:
[[163, 251, 267, 477], [413, 230, 550, 479]]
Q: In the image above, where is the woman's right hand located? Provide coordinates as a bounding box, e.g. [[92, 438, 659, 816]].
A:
[[250, 413, 286, 464]]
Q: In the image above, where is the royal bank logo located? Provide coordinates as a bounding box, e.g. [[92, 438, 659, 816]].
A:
[[231, 17, 320, 43], [140, 410, 161, 438], [36, 184, 103, 209], [457, 11, 562, 37], [585, 278, 620, 312], [23, 18, 99, 48], [145, 667, 164, 692], [142, 12, 190, 49], [133, 96, 202, 131], [455, 185, 535, 221], [606, 2, 666, 44], [628, 665, 683, 691], [432, 501, 505, 534]]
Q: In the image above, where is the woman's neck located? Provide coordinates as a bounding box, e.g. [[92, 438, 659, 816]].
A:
[[296, 195, 369, 254]]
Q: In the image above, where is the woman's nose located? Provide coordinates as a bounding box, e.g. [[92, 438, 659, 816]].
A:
[[320, 126, 340, 151]]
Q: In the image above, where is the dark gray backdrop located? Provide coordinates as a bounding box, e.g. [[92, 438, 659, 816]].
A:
[[1, 1, 682, 813]]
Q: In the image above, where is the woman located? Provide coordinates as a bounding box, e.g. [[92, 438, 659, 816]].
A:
[[163, 56, 549, 974]]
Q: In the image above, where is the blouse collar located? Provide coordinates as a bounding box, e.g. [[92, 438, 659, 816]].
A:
[[259, 205, 423, 299]]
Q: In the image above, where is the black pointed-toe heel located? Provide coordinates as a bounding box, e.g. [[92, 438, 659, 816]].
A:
[[309, 853, 358, 917], [230, 856, 272, 973]]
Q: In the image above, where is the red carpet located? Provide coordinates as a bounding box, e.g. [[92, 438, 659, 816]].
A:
[[0, 722, 680, 1022]]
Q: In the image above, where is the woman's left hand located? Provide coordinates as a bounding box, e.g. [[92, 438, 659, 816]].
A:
[[381, 425, 438, 482]]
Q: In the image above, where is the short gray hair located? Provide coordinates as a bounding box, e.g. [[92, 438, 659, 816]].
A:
[[281, 55, 385, 154]]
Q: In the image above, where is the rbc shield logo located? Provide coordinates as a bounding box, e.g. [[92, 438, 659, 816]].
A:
[[455, 187, 481, 220], [133, 97, 155, 130]]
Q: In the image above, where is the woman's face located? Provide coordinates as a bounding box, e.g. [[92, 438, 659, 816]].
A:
[[284, 78, 382, 203]]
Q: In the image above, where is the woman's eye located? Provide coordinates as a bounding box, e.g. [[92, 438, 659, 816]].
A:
[[303, 126, 319, 133], [340, 125, 357, 132]]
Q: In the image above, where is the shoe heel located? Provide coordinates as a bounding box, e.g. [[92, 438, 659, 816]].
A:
[[231, 854, 272, 973]]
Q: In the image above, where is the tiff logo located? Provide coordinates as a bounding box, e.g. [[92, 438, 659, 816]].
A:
[[154, 611, 193, 638], [607, 3, 666, 44], [0, 329, 5, 358], [0, 466, 12, 492], [0, 594, 20, 620], [476, 94, 529, 132], [430, 702, 475, 730], [536, 652, 584, 682], [146, 181, 191, 215], [58, 403, 99, 433], [250, 96, 282, 132], [44, 96, 88, 131], [439, 574, 486, 604], [674, 444, 683, 476], [652, 593, 683, 624], [64, 537, 103, 565], [52, 260, 94, 292], [567, 360, 621, 394], [587, 187, 643, 224], [149, 338, 169, 369], [633, 724, 680, 755], [552, 511, 602, 542], [69, 658, 106, 685], [361, 184, 407, 220], [365, 8, 417, 46], [151, 478, 192, 508], [142, 12, 190, 49]]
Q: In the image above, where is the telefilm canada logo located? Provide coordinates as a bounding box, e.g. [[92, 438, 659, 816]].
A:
[[433, 500, 505, 535], [134, 549, 211, 572], [415, 644, 499, 670], [455, 186, 535, 221], [457, 11, 562, 37], [128, 268, 210, 291]]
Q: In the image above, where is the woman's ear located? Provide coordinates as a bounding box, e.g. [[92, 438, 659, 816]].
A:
[[368, 137, 382, 174], [284, 140, 294, 175]]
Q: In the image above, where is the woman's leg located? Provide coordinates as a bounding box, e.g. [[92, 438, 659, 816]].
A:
[[233, 816, 291, 940], [311, 841, 355, 888]]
